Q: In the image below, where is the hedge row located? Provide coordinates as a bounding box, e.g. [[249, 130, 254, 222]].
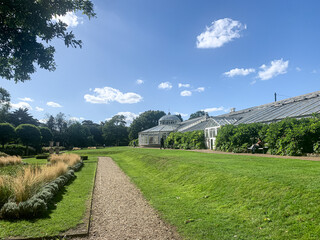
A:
[[215, 116, 320, 156], [165, 130, 205, 150], [0, 161, 83, 219]]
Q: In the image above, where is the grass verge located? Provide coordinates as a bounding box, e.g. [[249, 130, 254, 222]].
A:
[[0, 154, 97, 239], [99, 147, 320, 240]]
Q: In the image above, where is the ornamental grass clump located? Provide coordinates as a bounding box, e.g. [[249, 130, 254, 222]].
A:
[[49, 153, 81, 167], [13, 162, 68, 203], [0, 177, 12, 207], [0, 156, 22, 166]]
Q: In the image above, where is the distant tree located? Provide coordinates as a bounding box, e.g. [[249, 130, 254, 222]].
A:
[[46, 115, 55, 132], [53, 112, 68, 145], [8, 108, 39, 127], [39, 127, 53, 146], [82, 120, 104, 145], [103, 115, 129, 146], [0, 123, 16, 148], [0, 87, 10, 122], [0, 0, 95, 82], [175, 114, 183, 122], [128, 110, 166, 140], [67, 122, 91, 147], [16, 124, 41, 154], [189, 111, 207, 120]]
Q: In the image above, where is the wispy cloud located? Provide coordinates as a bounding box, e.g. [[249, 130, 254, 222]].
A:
[[35, 107, 44, 112], [180, 90, 192, 97], [158, 82, 172, 90], [202, 107, 225, 113], [84, 86, 142, 104], [258, 59, 289, 80], [178, 83, 190, 88], [18, 97, 34, 102], [70, 117, 85, 122], [195, 87, 205, 92], [224, 68, 255, 77], [296, 67, 301, 72], [136, 79, 144, 85], [197, 18, 246, 48], [47, 101, 63, 108], [11, 102, 32, 110], [52, 11, 80, 28], [174, 112, 188, 118]]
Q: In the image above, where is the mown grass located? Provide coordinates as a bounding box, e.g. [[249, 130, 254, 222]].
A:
[[100, 147, 320, 240], [0, 153, 98, 239]]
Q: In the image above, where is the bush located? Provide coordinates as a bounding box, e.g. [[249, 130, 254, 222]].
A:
[[0, 162, 82, 219], [165, 131, 205, 150], [80, 156, 88, 160], [0, 144, 36, 156], [216, 116, 320, 156], [35, 154, 49, 159], [129, 139, 139, 147]]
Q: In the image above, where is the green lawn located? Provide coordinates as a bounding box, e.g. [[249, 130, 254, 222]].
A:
[[0, 154, 98, 239], [99, 147, 320, 240], [1, 147, 320, 239]]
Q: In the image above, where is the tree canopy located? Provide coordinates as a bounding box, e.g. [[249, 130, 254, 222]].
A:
[[8, 108, 39, 127], [16, 124, 41, 148], [0, 123, 15, 148], [128, 110, 166, 140], [189, 110, 207, 120], [0, 0, 95, 82], [0, 87, 10, 122], [103, 115, 129, 146]]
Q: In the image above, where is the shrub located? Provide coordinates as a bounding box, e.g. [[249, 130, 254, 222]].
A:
[[0, 144, 36, 156], [49, 153, 81, 166], [80, 156, 88, 160], [129, 139, 139, 147], [0, 156, 22, 166], [35, 154, 49, 159], [165, 131, 205, 150]]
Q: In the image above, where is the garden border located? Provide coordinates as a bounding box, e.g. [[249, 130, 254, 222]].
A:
[[6, 158, 99, 240]]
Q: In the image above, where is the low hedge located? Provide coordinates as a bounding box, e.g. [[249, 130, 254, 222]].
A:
[[0, 145, 36, 156], [0, 161, 84, 219], [35, 154, 49, 159]]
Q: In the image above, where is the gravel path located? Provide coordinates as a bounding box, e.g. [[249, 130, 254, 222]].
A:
[[74, 157, 181, 240]]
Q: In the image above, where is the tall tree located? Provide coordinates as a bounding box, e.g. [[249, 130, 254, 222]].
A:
[[0, 0, 95, 82], [82, 120, 104, 145], [8, 108, 39, 127], [103, 115, 129, 146], [67, 122, 91, 147], [39, 127, 53, 146], [46, 115, 55, 132], [16, 124, 41, 154], [0, 123, 15, 148], [189, 111, 207, 120], [128, 110, 166, 140], [0, 87, 10, 122]]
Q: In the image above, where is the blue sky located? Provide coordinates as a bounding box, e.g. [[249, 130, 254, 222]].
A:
[[2, 0, 320, 124]]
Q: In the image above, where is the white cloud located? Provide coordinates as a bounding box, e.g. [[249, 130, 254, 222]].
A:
[[47, 101, 63, 108], [178, 83, 190, 88], [174, 112, 188, 117], [258, 59, 289, 80], [84, 86, 142, 104], [117, 112, 139, 124], [35, 107, 44, 112], [195, 87, 205, 92], [70, 117, 85, 122], [180, 90, 192, 97], [196, 18, 246, 48], [202, 107, 225, 113], [136, 79, 144, 85], [296, 67, 301, 72], [158, 82, 173, 90], [224, 68, 255, 77], [18, 97, 33, 102], [52, 11, 79, 28], [11, 102, 32, 110], [107, 112, 139, 126], [39, 119, 47, 124]]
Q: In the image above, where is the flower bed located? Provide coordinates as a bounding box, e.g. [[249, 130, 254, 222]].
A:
[[0, 154, 83, 219]]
